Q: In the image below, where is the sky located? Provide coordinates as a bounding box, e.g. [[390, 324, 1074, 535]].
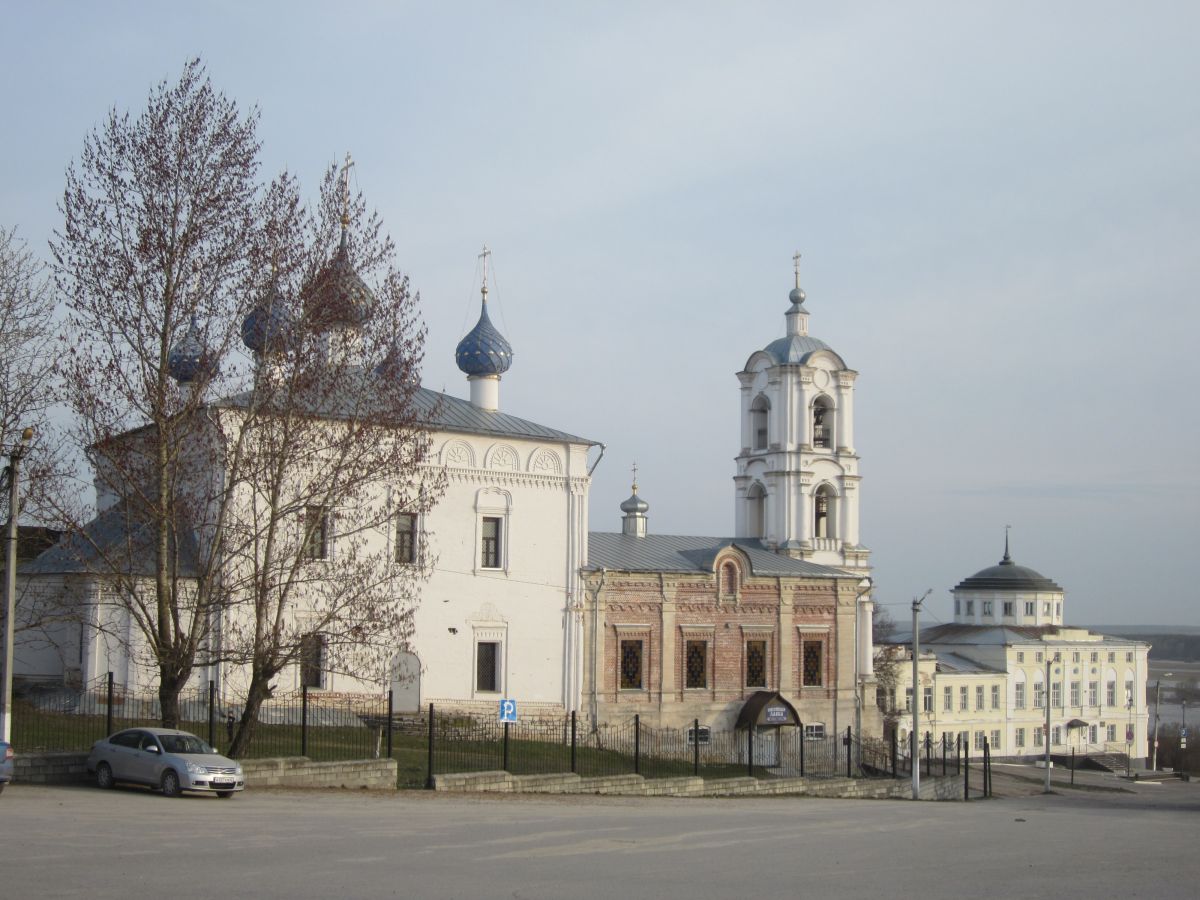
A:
[[2, 2, 1197, 626]]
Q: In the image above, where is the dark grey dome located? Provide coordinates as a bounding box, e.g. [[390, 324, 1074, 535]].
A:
[[303, 228, 374, 330], [954, 549, 1063, 593], [241, 278, 291, 354], [455, 301, 513, 377], [620, 492, 649, 514]]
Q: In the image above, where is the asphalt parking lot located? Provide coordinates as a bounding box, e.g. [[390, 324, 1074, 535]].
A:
[[3, 778, 1198, 899]]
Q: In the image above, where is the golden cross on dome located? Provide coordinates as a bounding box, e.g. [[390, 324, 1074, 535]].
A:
[[478, 244, 491, 299], [631, 460, 639, 493], [793, 250, 802, 288]]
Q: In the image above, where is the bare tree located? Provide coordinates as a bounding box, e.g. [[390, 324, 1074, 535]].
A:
[[52, 59, 262, 726], [0, 226, 72, 526], [217, 164, 443, 756]]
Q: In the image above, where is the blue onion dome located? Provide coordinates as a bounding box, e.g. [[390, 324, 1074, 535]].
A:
[[455, 297, 512, 376], [167, 317, 212, 384], [303, 227, 375, 331], [241, 276, 291, 354]]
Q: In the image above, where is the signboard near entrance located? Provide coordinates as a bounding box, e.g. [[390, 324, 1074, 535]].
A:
[[499, 699, 517, 722], [765, 706, 788, 724]]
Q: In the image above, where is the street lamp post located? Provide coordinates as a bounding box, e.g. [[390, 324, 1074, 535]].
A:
[[1183, 700, 1188, 779], [1, 427, 33, 744], [911, 588, 931, 801]]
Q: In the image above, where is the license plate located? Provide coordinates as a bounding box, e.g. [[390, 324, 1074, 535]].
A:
[[211, 781, 233, 788]]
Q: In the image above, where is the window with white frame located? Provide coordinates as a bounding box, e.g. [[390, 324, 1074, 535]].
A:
[[991, 729, 1001, 750], [1072, 651, 1080, 663], [1088, 681, 1098, 706], [804, 723, 826, 740], [1003, 601, 1013, 617], [974, 731, 985, 751], [923, 686, 934, 713], [1070, 681, 1081, 706], [1044, 602, 1052, 616], [394, 512, 418, 564], [1051, 682, 1062, 707], [476, 641, 501, 693], [1015, 682, 1026, 709], [1106, 681, 1116, 706], [1108, 652, 1116, 663], [1035, 651, 1044, 664], [480, 516, 503, 569], [1025, 601, 1035, 616], [1090, 651, 1098, 663], [302, 506, 330, 560], [982, 600, 993, 617], [1034, 726, 1044, 747], [904, 687, 913, 712], [1126, 651, 1134, 663], [299, 632, 326, 689], [1125, 679, 1134, 706], [991, 684, 1000, 710], [1106, 724, 1117, 742], [975, 685, 984, 710], [965, 600, 975, 616], [1015, 727, 1026, 748], [1034, 681, 1045, 709], [958, 730, 969, 751], [1016, 651, 1025, 663], [959, 686, 968, 711], [1052, 726, 1062, 745], [1089, 724, 1098, 744], [943, 685, 953, 712]]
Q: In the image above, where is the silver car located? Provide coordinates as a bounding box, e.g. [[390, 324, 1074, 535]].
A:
[[87, 727, 245, 798]]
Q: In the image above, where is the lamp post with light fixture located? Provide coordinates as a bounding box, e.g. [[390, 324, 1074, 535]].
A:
[[1152, 673, 1172, 771]]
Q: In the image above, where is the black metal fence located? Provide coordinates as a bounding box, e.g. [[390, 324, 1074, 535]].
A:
[[11, 673, 396, 762], [425, 708, 871, 786]]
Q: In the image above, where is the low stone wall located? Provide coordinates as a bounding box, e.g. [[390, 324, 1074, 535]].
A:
[[240, 757, 396, 790], [13, 751, 92, 785], [433, 770, 962, 800], [12, 752, 396, 791]]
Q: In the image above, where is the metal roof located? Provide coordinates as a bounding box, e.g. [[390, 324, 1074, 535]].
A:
[[24, 504, 200, 578], [888, 624, 1149, 647], [586, 532, 853, 578], [934, 652, 1005, 675], [217, 382, 596, 447]]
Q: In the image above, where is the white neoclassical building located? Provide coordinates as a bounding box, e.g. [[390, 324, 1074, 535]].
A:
[[882, 542, 1151, 765]]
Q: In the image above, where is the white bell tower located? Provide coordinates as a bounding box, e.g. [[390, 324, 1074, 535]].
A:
[[732, 254, 869, 574]]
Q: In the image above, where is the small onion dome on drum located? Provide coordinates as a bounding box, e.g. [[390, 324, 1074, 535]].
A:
[[455, 301, 512, 376], [954, 546, 1063, 593], [303, 228, 375, 331], [619, 491, 649, 515], [167, 317, 213, 384], [241, 278, 291, 354]]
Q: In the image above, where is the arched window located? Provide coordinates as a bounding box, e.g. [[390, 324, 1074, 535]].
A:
[[813, 484, 836, 539], [747, 482, 767, 539], [750, 395, 770, 451], [812, 396, 834, 449]]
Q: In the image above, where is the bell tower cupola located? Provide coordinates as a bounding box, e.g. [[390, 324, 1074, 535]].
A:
[[732, 254, 868, 574]]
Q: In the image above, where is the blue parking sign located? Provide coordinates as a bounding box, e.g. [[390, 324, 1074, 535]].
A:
[[499, 699, 518, 722]]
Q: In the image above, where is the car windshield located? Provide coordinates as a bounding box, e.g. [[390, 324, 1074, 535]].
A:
[[159, 734, 215, 755]]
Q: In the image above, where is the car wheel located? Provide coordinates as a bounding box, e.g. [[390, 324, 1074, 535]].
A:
[[161, 769, 182, 798], [96, 763, 114, 790], [216, 791, 234, 799]]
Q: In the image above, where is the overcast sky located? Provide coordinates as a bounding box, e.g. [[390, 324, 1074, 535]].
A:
[[3, 2, 1197, 626]]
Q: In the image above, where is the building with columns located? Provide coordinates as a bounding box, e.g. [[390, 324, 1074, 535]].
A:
[[881, 542, 1151, 765]]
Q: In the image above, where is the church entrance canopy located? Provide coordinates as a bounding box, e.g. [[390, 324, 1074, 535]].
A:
[[735, 691, 802, 730]]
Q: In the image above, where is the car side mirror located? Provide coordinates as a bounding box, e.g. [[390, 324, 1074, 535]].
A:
[[146, 745, 160, 754]]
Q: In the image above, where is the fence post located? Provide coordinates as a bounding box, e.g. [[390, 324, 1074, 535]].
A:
[[964, 740, 970, 800], [942, 734, 947, 776], [301, 685, 309, 757], [425, 703, 435, 789], [105, 672, 114, 737], [890, 729, 896, 778], [799, 722, 806, 777], [1071, 748, 1075, 786], [925, 733, 931, 777], [846, 726, 853, 778], [571, 711, 577, 774], [747, 727, 754, 778], [634, 714, 641, 775], [386, 690, 394, 759], [693, 718, 700, 777], [207, 680, 215, 747]]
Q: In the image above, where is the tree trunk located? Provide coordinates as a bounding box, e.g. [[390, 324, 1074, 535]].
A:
[[227, 670, 276, 758]]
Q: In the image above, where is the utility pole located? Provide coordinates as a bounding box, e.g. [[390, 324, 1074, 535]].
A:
[[1, 427, 33, 743], [911, 588, 931, 800], [1151, 674, 1171, 771]]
